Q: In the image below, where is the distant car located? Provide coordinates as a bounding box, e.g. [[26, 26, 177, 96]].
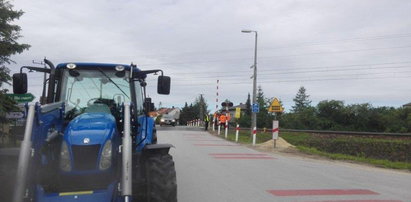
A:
[[160, 115, 176, 126]]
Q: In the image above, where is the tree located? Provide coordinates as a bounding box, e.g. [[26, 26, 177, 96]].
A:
[[180, 95, 209, 124], [256, 86, 271, 128], [194, 94, 208, 120], [292, 86, 311, 113], [245, 93, 251, 115], [0, 0, 30, 122]]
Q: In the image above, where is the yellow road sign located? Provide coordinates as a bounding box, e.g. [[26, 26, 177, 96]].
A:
[[235, 107, 241, 118], [268, 98, 284, 113]]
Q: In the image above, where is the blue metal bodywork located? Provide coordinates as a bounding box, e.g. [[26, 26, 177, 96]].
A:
[[26, 62, 157, 202], [136, 115, 155, 152], [65, 112, 116, 146]]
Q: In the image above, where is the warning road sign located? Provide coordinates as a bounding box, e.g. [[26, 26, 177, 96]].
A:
[[268, 98, 284, 113], [235, 107, 241, 118]]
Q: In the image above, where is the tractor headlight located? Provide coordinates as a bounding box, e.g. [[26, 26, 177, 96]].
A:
[[171, 119, 175, 122], [99, 140, 112, 170], [59, 141, 72, 172]]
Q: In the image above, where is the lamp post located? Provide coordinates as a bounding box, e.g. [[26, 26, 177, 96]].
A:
[[241, 29, 258, 136]]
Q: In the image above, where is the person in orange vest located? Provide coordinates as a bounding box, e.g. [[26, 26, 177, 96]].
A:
[[213, 112, 218, 128], [219, 113, 227, 128]]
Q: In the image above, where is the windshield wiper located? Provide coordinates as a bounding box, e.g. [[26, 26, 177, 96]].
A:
[[97, 67, 130, 99]]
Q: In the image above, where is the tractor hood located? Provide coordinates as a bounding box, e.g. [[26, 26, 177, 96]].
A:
[[64, 113, 116, 145]]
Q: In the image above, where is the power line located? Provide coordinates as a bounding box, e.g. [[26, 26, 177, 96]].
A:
[[138, 45, 411, 67], [127, 32, 411, 58], [170, 74, 411, 87], [171, 64, 411, 81], [171, 61, 411, 76]]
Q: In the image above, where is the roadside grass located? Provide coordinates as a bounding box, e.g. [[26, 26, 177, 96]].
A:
[[215, 129, 273, 144], [213, 129, 411, 170], [297, 146, 411, 170]]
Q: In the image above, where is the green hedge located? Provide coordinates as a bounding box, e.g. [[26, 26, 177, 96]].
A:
[[281, 132, 411, 162]]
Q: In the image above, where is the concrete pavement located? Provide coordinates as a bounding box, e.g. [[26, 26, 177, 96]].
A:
[[158, 126, 411, 202]]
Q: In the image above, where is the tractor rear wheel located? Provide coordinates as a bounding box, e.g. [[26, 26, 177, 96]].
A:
[[145, 154, 177, 202]]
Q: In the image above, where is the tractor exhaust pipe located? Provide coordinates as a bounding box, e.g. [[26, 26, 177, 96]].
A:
[[13, 104, 36, 202], [122, 103, 132, 200]]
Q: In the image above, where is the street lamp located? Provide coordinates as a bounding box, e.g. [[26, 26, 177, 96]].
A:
[[241, 29, 258, 137]]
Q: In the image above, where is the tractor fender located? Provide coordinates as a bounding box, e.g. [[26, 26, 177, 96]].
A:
[[143, 144, 174, 156]]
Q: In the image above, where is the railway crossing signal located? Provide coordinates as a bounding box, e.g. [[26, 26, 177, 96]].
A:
[[268, 98, 284, 113]]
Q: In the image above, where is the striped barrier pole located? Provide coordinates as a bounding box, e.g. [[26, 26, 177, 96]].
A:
[[252, 127, 257, 146], [235, 124, 239, 142], [224, 121, 228, 139], [272, 120, 279, 148], [218, 122, 221, 135]]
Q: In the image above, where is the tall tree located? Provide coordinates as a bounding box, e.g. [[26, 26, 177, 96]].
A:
[[245, 93, 251, 115], [292, 86, 311, 113], [0, 0, 30, 122]]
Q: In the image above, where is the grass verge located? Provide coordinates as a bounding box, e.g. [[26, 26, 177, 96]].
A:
[[297, 146, 411, 170], [214, 130, 411, 170]]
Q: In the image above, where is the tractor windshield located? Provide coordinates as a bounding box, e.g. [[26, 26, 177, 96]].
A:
[[59, 69, 131, 118]]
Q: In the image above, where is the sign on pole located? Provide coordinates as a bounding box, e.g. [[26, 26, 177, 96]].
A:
[[252, 103, 259, 113], [268, 98, 284, 113], [235, 107, 241, 118], [6, 93, 36, 103], [6, 112, 25, 119]]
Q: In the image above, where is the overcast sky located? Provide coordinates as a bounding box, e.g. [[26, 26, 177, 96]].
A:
[[6, 0, 411, 112]]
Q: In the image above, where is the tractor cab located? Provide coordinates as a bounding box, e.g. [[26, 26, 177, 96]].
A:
[[11, 60, 176, 202]]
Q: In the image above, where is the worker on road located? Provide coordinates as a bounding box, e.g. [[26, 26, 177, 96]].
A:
[[204, 114, 210, 131], [219, 113, 227, 128]]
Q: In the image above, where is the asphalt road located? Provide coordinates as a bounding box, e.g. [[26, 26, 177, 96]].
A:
[[157, 125, 411, 202]]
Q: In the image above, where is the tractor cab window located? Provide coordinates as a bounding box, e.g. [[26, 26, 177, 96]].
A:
[[59, 68, 131, 119], [134, 80, 144, 115]]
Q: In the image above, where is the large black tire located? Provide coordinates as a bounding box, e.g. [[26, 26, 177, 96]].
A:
[[145, 154, 177, 202]]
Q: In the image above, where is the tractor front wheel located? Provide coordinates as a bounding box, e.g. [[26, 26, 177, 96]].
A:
[[145, 154, 177, 202]]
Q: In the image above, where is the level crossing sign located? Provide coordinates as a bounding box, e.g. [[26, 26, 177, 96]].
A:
[[268, 98, 284, 113]]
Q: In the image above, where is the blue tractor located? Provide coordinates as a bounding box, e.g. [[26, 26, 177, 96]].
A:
[[11, 59, 177, 202]]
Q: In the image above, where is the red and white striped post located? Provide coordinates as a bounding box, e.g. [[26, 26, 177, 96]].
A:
[[235, 124, 240, 142], [252, 127, 257, 146], [272, 120, 279, 148], [217, 121, 221, 135], [213, 80, 219, 131], [224, 121, 228, 139]]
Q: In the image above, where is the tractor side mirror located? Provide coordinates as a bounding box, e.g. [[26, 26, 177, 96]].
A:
[[13, 73, 28, 94], [157, 76, 170, 95]]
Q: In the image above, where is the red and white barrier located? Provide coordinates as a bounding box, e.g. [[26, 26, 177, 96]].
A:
[[235, 124, 239, 142], [224, 121, 228, 139], [272, 120, 279, 148], [252, 127, 257, 146], [217, 122, 221, 135]]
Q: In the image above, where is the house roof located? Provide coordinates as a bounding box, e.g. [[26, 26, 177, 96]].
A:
[[403, 102, 411, 107], [228, 103, 248, 111]]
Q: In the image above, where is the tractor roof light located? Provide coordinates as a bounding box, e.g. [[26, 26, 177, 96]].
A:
[[66, 63, 77, 69], [115, 65, 125, 71]]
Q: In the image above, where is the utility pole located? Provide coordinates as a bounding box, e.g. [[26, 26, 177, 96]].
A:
[[242, 29, 258, 136]]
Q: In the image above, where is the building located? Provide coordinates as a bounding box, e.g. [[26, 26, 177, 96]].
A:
[[403, 102, 411, 108], [227, 103, 248, 122]]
